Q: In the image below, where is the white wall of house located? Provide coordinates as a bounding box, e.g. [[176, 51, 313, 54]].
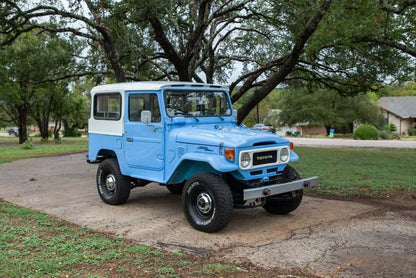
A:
[[400, 118, 414, 135], [276, 126, 298, 136], [382, 110, 415, 135]]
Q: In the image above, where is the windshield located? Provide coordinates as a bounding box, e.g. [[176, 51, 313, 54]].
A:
[[164, 91, 232, 117]]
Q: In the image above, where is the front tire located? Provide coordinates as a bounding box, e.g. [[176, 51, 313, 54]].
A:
[[263, 165, 303, 214], [96, 158, 131, 205], [182, 173, 233, 233]]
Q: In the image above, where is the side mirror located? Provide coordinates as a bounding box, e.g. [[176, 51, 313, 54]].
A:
[[141, 110, 152, 125]]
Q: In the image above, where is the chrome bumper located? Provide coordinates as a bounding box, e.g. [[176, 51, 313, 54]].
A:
[[243, 176, 319, 200]]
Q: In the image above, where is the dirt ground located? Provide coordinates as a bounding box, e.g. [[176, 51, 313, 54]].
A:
[[1, 153, 415, 277]]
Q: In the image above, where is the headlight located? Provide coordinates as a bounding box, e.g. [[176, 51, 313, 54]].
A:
[[240, 152, 251, 168], [280, 148, 289, 162]]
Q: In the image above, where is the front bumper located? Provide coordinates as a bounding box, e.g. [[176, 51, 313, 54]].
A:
[[243, 176, 319, 200]]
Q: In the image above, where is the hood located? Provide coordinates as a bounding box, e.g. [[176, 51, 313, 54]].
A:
[[175, 125, 288, 148]]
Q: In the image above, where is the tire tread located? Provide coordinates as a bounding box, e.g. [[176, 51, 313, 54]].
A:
[[97, 158, 130, 205], [182, 173, 233, 233]]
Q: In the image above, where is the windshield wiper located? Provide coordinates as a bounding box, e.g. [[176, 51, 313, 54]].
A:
[[174, 110, 199, 122]]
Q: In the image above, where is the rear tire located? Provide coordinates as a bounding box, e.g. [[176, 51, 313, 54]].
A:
[[263, 165, 303, 214], [182, 173, 233, 233], [96, 158, 131, 205]]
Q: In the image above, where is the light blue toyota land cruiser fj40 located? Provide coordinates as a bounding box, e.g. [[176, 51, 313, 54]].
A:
[[87, 81, 318, 232]]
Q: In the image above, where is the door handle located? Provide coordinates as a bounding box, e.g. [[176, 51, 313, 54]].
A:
[[126, 137, 133, 142]]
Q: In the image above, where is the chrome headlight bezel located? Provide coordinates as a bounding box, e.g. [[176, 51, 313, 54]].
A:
[[240, 152, 251, 169], [279, 147, 289, 162]]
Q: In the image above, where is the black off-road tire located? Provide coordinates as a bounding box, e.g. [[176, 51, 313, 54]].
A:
[[182, 173, 233, 233], [166, 182, 185, 194], [96, 158, 131, 205], [263, 165, 303, 214]]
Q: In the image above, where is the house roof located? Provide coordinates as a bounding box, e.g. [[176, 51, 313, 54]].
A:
[[377, 96, 416, 118]]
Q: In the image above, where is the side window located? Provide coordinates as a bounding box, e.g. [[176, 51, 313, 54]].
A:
[[94, 93, 121, 120], [129, 94, 161, 122]]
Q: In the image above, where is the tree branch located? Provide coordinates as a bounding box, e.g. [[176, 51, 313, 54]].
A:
[[379, 0, 416, 14], [236, 0, 333, 124]]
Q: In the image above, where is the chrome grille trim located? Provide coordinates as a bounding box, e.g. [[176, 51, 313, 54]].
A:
[[238, 146, 290, 170]]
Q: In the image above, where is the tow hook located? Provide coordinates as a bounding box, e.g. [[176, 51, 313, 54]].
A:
[[263, 188, 271, 196]]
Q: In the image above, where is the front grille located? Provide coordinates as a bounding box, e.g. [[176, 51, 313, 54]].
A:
[[253, 150, 277, 166], [239, 146, 290, 170]]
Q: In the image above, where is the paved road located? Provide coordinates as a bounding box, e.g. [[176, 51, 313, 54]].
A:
[[286, 137, 416, 148], [1, 153, 415, 277], [0, 133, 12, 137]]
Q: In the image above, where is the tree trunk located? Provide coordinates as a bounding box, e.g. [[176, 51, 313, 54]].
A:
[[102, 36, 126, 82], [16, 105, 28, 144], [34, 107, 49, 140], [35, 116, 49, 140], [34, 95, 53, 140], [53, 115, 62, 139]]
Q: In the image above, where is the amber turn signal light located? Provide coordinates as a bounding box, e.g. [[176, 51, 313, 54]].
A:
[[224, 148, 235, 162], [290, 142, 294, 150]]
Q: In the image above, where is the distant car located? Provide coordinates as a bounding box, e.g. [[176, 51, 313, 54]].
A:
[[252, 123, 276, 133], [8, 127, 18, 136]]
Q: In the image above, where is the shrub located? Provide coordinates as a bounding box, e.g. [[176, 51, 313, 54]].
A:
[[354, 124, 379, 140], [408, 128, 415, 136], [21, 139, 34, 149], [379, 129, 400, 140], [383, 123, 397, 132], [390, 131, 400, 139], [64, 128, 82, 137], [379, 130, 391, 139]]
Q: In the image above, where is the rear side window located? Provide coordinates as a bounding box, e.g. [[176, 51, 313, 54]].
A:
[[129, 94, 161, 122], [94, 93, 121, 120]]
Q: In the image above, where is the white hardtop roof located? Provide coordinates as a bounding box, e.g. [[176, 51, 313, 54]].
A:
[[91, 81, 227, 93]]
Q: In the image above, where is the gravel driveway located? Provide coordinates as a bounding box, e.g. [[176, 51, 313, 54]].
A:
[[1, 153, 415, 277]]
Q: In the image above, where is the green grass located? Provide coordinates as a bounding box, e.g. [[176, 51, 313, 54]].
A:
[[194, 263, 240, 275], [0, 136, 88, 143], [0, 201, 248, 278], [0, 138, 88, 163], [401, 135, 416, 141], [294, 147, 416, 199], [289, 134, 354, 139]]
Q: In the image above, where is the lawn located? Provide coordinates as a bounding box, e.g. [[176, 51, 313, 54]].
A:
[[0, 201, 302, 278], [294, 146, 416, 199], [0, 136, 88, 143], [0, 137, 88, 164]]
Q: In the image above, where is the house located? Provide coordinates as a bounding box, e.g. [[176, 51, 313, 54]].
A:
[[377, 96, 416, 135], [265, 109, 327, 136]]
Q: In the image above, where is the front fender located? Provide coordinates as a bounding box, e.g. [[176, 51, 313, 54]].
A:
[[179, 153, 239, 172], [289, 150, 299, 162]]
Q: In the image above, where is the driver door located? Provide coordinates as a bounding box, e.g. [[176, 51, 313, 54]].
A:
[[124, 92, 164, 170]]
